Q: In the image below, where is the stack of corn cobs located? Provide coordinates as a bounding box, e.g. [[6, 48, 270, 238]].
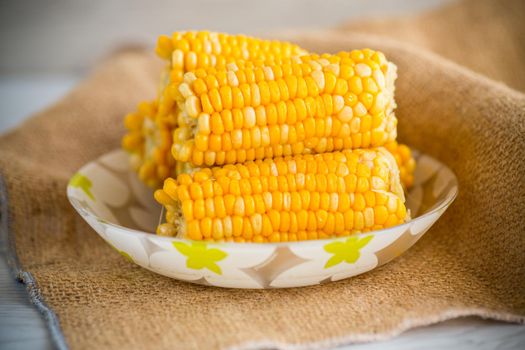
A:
[[122, 31, 416, 243]]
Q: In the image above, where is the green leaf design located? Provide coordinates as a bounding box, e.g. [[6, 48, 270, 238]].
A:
[[107, 242, 134, 264], [173, 241, 195, 256], [324, 241, 345, 254], [69, 173, 95, 201], [325, 255, 345, 269], [323, 235, 374, 269], [173, 241, 227, 275], [118, 250, 134, 263]]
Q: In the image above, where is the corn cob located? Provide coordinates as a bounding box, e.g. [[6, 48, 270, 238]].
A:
[[171, 49, 398, 167], [122, 101, 158, 171], [385, 141, 416, 189], [156, 31, 307, 80], [154, 147, 408, 242], [123, 31, 307, 188]]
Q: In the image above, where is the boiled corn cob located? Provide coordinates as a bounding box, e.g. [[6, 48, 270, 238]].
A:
[[171, 49, 398, 167], [154, 147, 408, 242], [385, 141, 416, 189], [122, 101, 162, 175], [122, 31, 306, 188], [157, 31, 307, 81]]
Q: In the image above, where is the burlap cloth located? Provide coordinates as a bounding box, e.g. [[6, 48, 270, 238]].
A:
[[0, 0, 524, 349]]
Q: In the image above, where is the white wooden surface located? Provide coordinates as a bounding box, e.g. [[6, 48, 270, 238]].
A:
[[0, 0, 524, 348], [0, 256, 54, 350]]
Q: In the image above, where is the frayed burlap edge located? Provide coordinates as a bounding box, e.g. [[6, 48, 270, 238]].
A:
[[0, 172, 68, 350]]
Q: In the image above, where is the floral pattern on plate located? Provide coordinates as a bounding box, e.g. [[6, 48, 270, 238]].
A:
[[270, 225, 406, 288]]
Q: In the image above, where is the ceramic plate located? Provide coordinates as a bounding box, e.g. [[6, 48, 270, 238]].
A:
[[67, 149, 457, 289]]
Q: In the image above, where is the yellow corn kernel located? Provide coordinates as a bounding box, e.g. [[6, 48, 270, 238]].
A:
[[384, 141, 416, 189]]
